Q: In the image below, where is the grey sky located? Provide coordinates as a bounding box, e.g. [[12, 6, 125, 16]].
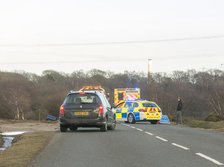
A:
[[0, 0, 224, 75]]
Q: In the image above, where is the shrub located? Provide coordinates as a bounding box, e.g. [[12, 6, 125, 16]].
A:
[[205, 113, 223, 122]]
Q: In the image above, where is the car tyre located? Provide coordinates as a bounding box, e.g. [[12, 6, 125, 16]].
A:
[[69, 126, 77, 131], [100, 120, 108, 132], [127, 114, 136, 124], [60, 124, 67, 132], [150, 120, 158, 125], [108, 117, 116, 130]]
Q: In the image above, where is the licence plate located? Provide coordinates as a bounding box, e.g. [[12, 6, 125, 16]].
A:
[[74, 112, 89, 116]]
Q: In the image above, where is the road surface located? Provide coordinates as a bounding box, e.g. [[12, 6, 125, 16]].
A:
[[30, 123, 224, 167]]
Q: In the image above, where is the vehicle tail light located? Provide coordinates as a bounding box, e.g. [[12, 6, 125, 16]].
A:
[[139, 108, 147, 112], [98, 104, 104, 117], [59, 105, 65, 116]]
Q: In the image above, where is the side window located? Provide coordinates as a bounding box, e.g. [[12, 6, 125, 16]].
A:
[[124, 102, 133, 108], [99, 94, 111, 108], [64, 95, 74, 104], [104, 96, 111, 108], [133, 102, 139, 108]]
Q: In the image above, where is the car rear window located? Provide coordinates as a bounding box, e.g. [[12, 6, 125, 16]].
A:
[[142, 103, 158, 107], [64, 93, 101, 105]]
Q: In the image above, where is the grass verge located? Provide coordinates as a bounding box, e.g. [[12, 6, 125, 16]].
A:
[[184, 118, 224, 131], [0, 134, 3, 147], [0, 131, 55, 167]]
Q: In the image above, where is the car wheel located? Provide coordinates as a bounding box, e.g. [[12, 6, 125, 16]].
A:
[[108, 117, 116, 130], [60, 124, 67, 132], [150, 120, 158, 125], [100, 120, 108, 132], [69, 126, 77, 131], [127, 114, 136, 124]]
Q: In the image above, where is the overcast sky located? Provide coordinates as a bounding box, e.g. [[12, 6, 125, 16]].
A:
[[0, 0, 224, 75]]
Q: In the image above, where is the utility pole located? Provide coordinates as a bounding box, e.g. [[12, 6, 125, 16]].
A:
[[148, 59, 152, 84]]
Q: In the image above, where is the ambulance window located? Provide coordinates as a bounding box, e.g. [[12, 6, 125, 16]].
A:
[[133, 103, 139, 108], [118, 93, 123, 100]]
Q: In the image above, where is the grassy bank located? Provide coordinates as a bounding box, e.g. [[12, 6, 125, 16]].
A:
[[184, 118, 224, 131], [0, 131, 55, 167]]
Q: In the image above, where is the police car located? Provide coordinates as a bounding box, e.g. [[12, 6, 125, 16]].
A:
[[114, 100, 162, 124]]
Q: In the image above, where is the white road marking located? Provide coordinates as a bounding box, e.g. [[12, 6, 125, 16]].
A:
[[145, 131, 154, 136], [124, 124, 223, 166], [196, 153, 224, 166], [171, 143, 190, 150], [156, 136, 168, 142]]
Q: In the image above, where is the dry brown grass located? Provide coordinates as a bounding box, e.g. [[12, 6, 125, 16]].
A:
[[0, 132, 55, 167], [0, 119, 57, 125]]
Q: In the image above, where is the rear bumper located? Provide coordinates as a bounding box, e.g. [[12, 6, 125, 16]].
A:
[[144, 117, 161, 121], [141, 112, 162, 121], [59, 117, 106, 127]]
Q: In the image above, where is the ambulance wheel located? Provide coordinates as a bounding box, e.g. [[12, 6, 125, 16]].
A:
[[127, 114, 136, 124]]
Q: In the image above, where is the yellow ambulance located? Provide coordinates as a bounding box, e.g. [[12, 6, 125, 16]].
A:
[[114, 88, 140, 105]]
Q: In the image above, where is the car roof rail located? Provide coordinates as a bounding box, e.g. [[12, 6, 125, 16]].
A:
[[69, 90, 76, 93]]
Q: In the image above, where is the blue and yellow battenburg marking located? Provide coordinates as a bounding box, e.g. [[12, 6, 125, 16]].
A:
[[114, 101, 162, 121]]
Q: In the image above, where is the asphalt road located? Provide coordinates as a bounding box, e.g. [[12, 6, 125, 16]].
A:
[[30, 123, 224, 167]]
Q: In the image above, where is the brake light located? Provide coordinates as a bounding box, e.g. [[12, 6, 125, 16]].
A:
[[59, 105, 65, 116], [98, 104, 104, 116], [139, 108, 147, 112]]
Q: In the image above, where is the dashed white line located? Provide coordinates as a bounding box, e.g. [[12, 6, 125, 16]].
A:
[[156, 136, 168, 142], [144, 131, 154, 136], [196, 153, 224, 166], [171, 143, 190, 150], [136, 128, 143, 132], [123, 123, 223, 166]]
